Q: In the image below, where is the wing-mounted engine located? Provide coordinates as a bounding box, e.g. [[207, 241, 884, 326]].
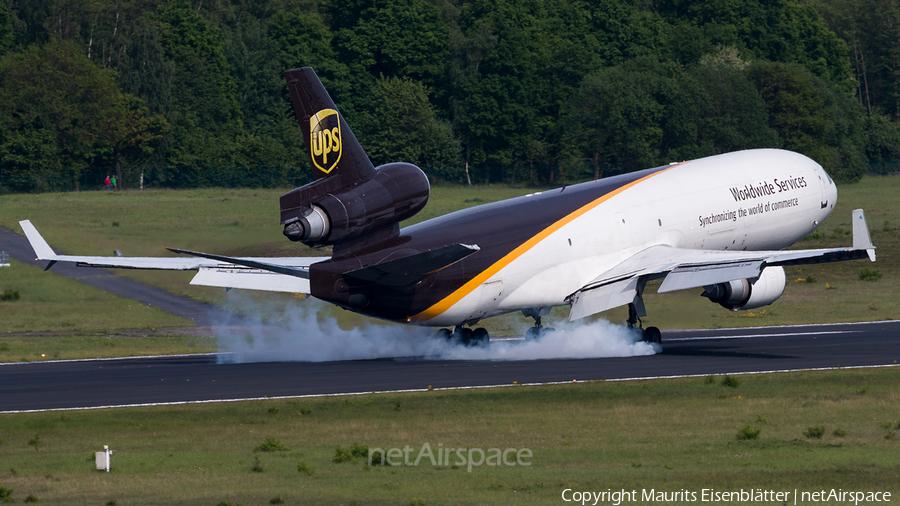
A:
[[281, 162, 429, 247], [701, 266, 786, 311]]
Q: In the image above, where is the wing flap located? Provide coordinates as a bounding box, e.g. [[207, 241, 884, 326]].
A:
[[658, 261, 762, 293], [569, 276, 639, 321], [167, 248, 315, 279], [191, 266, 311, 293]]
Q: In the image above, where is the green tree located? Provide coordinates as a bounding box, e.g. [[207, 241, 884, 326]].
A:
[[564, 55, 779, 175], [355, 77, 461, 179], [748, 61, 830, 155], [0, 127, 63, 192], [654, 0, 852, 85], [223, 17, 284, 139], [563, 61, 667, 174], [269, 6, 350, 131], [811, 0, 896, 116], [811, 0, 900, 176], [447, 0, 670, 182], [864, 112, 900, 174], [6, 0, 52, 48], [322, 0, 450, 118], [0, 1, 13, 56], [326, 0, 448, 87], [108, 95, 171, 186], [672, 53, 780, 158], [0, 41, 167, 190], [748, 60, 866, 181], [156, 0, 243, 166]]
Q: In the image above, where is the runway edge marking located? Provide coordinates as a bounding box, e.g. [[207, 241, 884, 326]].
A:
[[665, 319, 900, 335], [3, 363, 898, 414]]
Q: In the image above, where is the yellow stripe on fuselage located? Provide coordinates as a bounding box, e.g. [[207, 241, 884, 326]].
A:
[[409, 165, 681, 323]]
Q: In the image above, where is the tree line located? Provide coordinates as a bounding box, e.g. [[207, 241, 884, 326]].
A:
[[1, 0, 899, 193]]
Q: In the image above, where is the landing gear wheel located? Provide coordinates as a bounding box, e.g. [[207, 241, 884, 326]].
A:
[[436, 328, 452, 340], [452, 326, 475, 346], [525, 312, 556, 341], [471, 327, 490, 347], [642, 326, 662, 344]]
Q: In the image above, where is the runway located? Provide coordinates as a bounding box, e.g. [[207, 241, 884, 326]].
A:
[[2, 320, 898, 412]]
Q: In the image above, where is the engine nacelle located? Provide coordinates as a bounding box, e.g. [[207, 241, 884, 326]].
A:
[[702, 266, 786, 311], [282, 162, 429, 247]]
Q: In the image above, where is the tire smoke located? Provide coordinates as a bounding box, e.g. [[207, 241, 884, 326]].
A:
[[214, 295, 659, 364]]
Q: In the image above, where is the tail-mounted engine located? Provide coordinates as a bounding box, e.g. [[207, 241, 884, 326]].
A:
[[280, 68, 430, 249], [281, 162, 429, 247], [702, 266, 786, 311]]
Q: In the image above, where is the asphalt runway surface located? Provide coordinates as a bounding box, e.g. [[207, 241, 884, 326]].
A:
[[2, 320, 898, 412]]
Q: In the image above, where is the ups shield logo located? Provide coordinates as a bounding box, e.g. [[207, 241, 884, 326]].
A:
[[310, 109, 342, 174]]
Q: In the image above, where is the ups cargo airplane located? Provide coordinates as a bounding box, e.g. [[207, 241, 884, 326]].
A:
[[21, 67, 877, 346]]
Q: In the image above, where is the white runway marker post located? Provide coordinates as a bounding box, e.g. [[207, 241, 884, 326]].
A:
[[95, 445, 113, 472]]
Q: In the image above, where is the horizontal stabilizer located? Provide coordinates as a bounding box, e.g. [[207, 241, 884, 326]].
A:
[[345, 243, 480, 287]]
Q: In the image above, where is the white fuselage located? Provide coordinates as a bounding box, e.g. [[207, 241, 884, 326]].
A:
[[424, 149, 836, 326]]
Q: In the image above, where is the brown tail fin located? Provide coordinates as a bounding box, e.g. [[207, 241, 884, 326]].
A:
[[284, 67, 375, 185]]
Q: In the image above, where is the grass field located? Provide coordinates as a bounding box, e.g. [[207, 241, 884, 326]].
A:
[[0, 368, 897, 505], [0, 258, 193, 333]]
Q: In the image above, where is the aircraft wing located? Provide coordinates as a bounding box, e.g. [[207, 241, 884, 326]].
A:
[[19, 220, 329, 293], [568, 209, 876, 320]]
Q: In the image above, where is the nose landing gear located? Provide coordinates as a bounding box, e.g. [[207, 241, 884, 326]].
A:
[[523, 309, 555, 340]]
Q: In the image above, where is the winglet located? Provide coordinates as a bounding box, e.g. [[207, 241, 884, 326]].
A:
[[851, 209, 876, 261], [18, 220, 58, 260]]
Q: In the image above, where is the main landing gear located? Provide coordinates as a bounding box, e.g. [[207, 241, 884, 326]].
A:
[[627, 301, 661, 345], [436, 326, 489, 347], [522, 308, 555, 340]]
